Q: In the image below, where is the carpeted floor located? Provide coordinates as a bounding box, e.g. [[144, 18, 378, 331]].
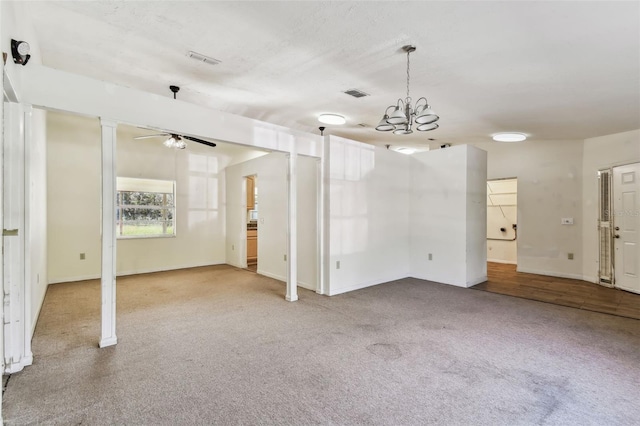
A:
[[3, 265, 640, 425]]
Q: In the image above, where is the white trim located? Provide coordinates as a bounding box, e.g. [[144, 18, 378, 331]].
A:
[[100, 119, 118, 348], [328, 274, 409, 296], [286, 151, 298, 302], [99, 336, 118, 348], [487, 258, 517, 265], [409, 274, 469, 289], [256, 269, 286, 283], [49, 261, 228, 284], [466, 275, 488, 287], [516, 267, 584, 281]]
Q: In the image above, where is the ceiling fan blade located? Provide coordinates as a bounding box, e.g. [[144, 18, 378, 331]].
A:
[[134, 133, 170, 140], [182, 135, 217, 148]]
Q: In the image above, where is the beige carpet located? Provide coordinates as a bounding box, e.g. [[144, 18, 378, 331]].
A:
[[3, 265, 640, 425]]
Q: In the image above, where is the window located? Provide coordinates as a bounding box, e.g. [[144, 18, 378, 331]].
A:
[[116, 177, 176, 238]]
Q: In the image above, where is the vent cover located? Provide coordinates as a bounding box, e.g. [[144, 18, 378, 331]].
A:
[[343, 89, 370, 98], [187, 51, 221, 66], [598, 169, 612, 285]]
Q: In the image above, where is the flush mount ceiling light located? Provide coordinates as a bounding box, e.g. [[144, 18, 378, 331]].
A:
[[395, 147, 416, 155], [318, 114, 346, 125], [376, 45, 439, 134], [492, 132, 527, 142]]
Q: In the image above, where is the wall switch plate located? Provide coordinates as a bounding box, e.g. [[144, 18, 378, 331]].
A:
[[260, 218, 264, 224], [336, 261, 340, 269], [232, 245, 235, 251], [284, 254, 287, 261], [80, 253, 86, 260], [568, 253, 574, 260], [561, 218, 574, 225], [428, 253, 433, 261]]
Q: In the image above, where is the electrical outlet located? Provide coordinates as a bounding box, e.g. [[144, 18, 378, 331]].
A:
[[232, 244, 235, 251], [428, 253, 433, 261], [561, 218, 574, 225], [336, 261, 340, 269], [80, 253, 86, 260], [568, 253, 574, 260], [284, 254, 287, 261]]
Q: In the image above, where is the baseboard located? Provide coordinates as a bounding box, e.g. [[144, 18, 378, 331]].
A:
[[48, 262, 227, 285], [516, 267, 584, 281], [410, 274, 467, 288], [256, 269, 286, 283], [328, 273, 409, 296], [48, 274, 101, 284], [487, 259, 517, 265], [99, 337, 118, 348], [466, 275, 488, 287]]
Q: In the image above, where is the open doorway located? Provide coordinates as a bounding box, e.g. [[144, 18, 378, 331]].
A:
[[245, 175, 258, 272], [487, 178, 518, 265]]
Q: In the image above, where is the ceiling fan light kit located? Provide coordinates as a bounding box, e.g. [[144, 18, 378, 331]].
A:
[[133, 86, 217, 150], [376, 45, 439, 134]]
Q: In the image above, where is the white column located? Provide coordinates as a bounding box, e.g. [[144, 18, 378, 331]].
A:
[[22, 105, 33, 363], [99, 119, 117, 348], [2, 102, 29, 373], [286, 149, 298, 302], [319, 134, 331, 295]]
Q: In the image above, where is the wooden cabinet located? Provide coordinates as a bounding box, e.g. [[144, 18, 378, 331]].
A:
[[246, 177, 255, 210], [247, 229, 257, 265]]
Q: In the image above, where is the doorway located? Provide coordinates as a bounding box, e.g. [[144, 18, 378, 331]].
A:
[[487, 178, 518, 265], [245, 175, 258, 272], [611, 162, 640, 293]]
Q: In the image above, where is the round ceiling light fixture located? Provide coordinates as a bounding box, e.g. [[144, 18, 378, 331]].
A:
[[318, 114, 346, 125], [492, 132, 527, 142]]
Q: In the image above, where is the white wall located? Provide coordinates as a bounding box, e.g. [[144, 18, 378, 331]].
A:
[[327, 137, 411, 295], [410, 145, 487, 287], [582, 129, 640, 282], [1, 2, 48, 336], [47, 111, 265, 283], [487, 179, 518, 264], [474, 139, 584, 279], [296, 156, 319, 291], [225, 153, 288, 279]]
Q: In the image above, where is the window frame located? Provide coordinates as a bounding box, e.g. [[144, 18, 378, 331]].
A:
[[116, 178, 177, 240]]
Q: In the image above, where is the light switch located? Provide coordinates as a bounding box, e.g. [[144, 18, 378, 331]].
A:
[[561, 218, 574, 225]]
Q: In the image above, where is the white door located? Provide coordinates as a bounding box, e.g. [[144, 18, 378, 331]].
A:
[[613, 162, 640, 293]]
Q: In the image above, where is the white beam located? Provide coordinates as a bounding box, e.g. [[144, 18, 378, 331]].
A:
[[99, 119, 117, 348], [286, 149, 298, 302], [16, 65, 321, 158]]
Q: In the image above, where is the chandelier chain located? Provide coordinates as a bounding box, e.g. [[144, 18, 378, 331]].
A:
[[406, 49, 411, 101]]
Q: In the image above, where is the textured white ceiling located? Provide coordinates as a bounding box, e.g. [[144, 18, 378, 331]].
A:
[[27, 1, 640, 149]]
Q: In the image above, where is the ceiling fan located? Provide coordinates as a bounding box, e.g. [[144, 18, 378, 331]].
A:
[[133, 85, 217, 150]]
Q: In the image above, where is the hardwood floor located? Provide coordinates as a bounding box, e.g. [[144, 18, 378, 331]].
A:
[[473, 262, 640, 320]]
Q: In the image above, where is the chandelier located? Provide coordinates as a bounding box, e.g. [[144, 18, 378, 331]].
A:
[[375, 45, 439, 134]]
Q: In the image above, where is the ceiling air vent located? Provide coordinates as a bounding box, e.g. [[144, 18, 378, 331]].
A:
[[343, 88, 370, 98], [187, 51, 221, 66]]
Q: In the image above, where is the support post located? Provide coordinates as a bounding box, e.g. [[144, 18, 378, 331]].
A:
[[286, 149, 298, 302], [99, 119, 117, 347]]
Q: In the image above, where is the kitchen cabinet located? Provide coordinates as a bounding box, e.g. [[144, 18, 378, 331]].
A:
[[246, 177, 255, 210], [247, 229, 257, 265]]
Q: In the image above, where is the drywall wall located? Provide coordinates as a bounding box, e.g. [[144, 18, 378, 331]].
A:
[[225, 154, 288, 278], [28, 107, 48, 333], [474, 139, 584, 279], [487, 179, 518, 264], [47, 111, 265, 283], [582, 129, 640, 282], [327, 137, 411, 295], [410, 145, 487, 287], [297, 156, 319, 290]]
